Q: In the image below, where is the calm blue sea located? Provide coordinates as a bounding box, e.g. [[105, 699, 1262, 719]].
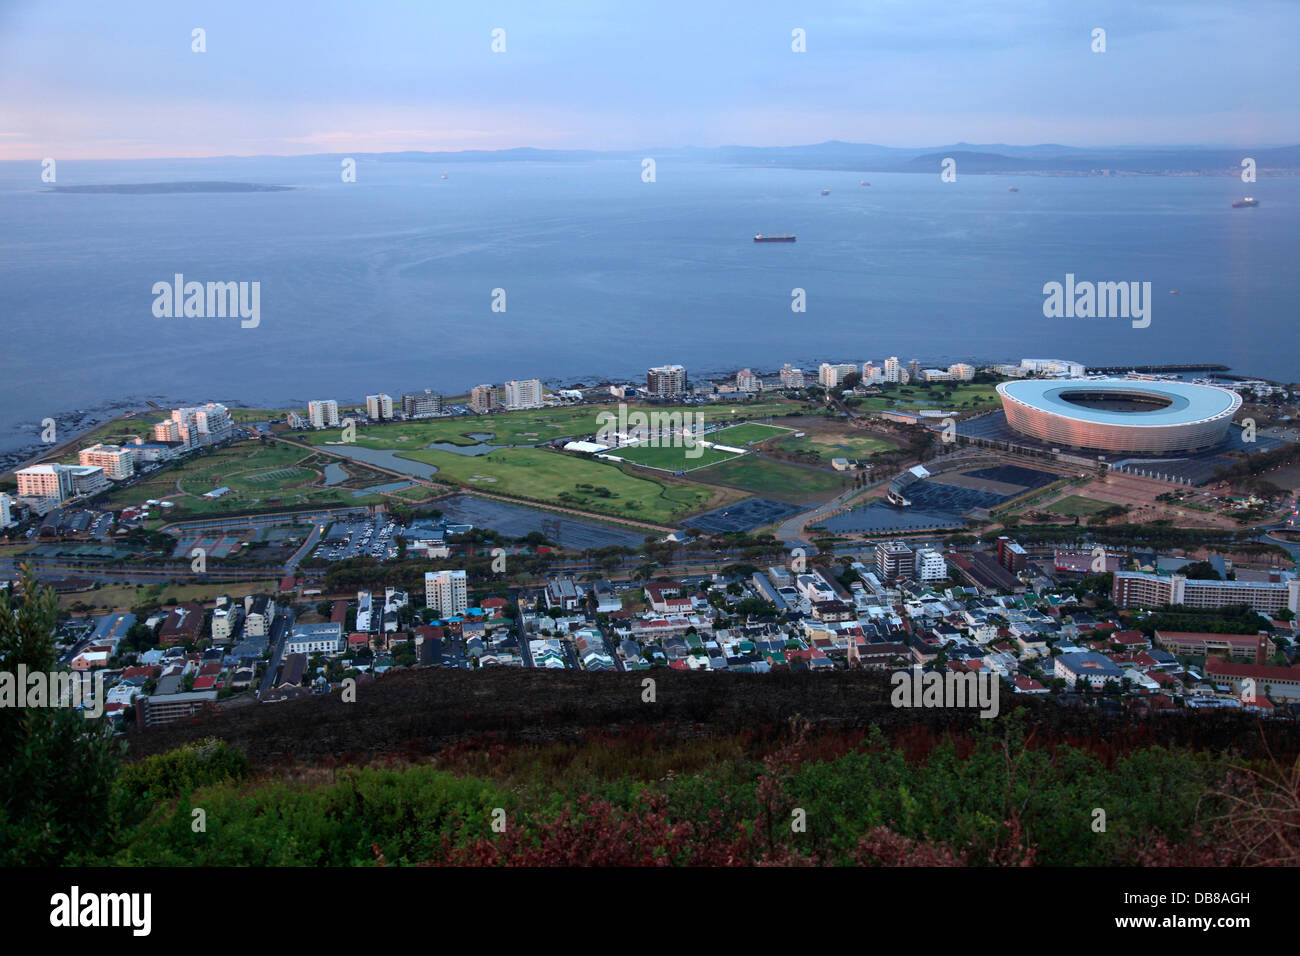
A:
[[0, 155, 1295, 456]]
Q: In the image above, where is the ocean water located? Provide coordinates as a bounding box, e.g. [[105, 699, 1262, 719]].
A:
[[1, 155, 1295, 457]]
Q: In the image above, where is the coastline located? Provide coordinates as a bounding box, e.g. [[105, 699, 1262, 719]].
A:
[[0, 360, 1275, 481]]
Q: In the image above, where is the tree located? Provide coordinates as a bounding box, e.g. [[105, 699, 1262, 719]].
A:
[[0, 564, 120, 865]]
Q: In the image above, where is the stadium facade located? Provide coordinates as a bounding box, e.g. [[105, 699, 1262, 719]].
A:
[[996, 379, 1241, 454]]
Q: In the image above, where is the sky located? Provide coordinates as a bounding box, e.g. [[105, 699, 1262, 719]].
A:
[[1, 0, 1297, 159]]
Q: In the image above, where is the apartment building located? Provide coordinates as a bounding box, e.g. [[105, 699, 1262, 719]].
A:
[[1021, 358, 1086, 378], [913, 548, 948, 582], [818, 363, 858, 388], [0, 492, 14, 529], [997, 537, 1027, 572], [365, 394, 394, 421], [154, 403, 233, 449], [286, 622, 345, 656], [646, 365, 687, 399], [875, 540, 915, 581], [862, 362, 886, 384], [401, 389, 443, 419], [211, 604, 244, 644], [140, 691, 218, 728], [883, 357, 901, 383], [503, 379, 544, 410], [948, 363, 976, 381], [243, 594, 276, 637], [779, 364, 804, 388], [736, 369, 761, 393], [425, 570, 468, 617], [78, 443, 135, 480], [1112, 571, 1300, 616], [307, 400, 340, 428], [469, 384, 504, 414], [15, 464, 77, 502]]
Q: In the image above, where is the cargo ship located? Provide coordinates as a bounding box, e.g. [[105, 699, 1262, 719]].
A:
[[1232, 197, 1258, 207], [821, 188, 830, 195], [754, 234, 795, 242], [1008, 186, 1019, 192]]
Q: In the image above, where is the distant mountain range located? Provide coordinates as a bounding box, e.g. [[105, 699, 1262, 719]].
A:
[[368, 141, 1300, 175]]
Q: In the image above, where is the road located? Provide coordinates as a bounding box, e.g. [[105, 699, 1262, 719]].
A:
[[510, 587, 535, 667], [257, 609, 293, 698], [284, 522, 327, 573]]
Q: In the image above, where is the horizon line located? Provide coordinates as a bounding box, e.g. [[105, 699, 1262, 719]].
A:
[[4, 139, 1299, 164]]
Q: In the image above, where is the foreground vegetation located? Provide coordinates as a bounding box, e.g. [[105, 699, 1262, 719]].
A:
[[69, 717, 1300, 867]]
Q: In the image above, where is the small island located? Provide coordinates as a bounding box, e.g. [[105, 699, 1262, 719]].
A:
[[46, 181, 296, 194]]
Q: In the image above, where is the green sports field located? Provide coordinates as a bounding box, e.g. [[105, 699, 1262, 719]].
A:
[[396, 446, 742, 523], [98, 442, 405, 517], [706, 422, 791, 446], [1045, 494, 1114, 517], [306, 399, 809, 451], [774, 431, 896, 460], [612, 441, 741, 472], [693, 455, 853, 504]]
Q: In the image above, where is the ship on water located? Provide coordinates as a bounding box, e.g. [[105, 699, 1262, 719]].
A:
[[860, 180, 869, 186], [1232, 197, 1258, 207], [821, 188, 830, 195], [441, 171, 448, 180], [1008, 186, 1019, 192], [754, 234, 795, 242]]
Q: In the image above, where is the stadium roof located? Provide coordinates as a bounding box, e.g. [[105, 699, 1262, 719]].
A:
[[998, 379, 1239, 427]]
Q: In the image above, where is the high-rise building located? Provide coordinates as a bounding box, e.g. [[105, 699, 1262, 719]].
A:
[[425, 570, 468, 617], [307, 400, 340, 428], [365, 394, 393, 421], [736, 369, 761, 393], [15, 464, 77, 502], [646, 365, 687, 399], [818, 363, 858, 388], [153, 403, 233, 449], [948, 363, 976, 381], [1113, 572, 1299, 616], [914, 548, 948, 582], [0, 492, 15, 529], [401, 390, 443, 419], [883, 357, 901, 383], [997, 537, 1027, 572], [862, 362, 886, 385], [78, 444, 135, 480], [1021, 358, 1086, 378], [875, 540, 915, 581], [503, 379, 544, 410], [779, 364, 804, 388], [469, 384, 504, 414]]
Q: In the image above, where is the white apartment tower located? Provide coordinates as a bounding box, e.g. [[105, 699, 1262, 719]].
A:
[[365, 394, 394, 421], [308, 400, 340, 428], [425, 570, 469, 618], [779, 365, 804, 388], [504, 379, 544, 410], [818, 363, 858, 387]]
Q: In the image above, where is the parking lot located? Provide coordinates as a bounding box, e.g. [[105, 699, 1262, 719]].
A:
[[313, 516, 404, 562]]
